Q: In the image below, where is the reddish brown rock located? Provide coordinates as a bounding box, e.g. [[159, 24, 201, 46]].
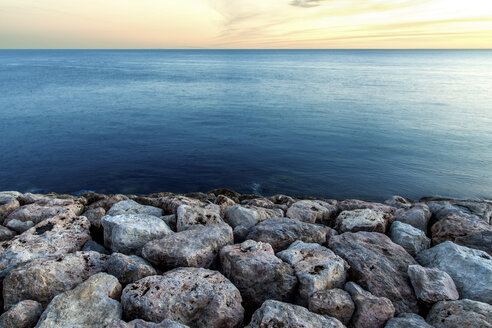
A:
[[0, 300, 42, 328]]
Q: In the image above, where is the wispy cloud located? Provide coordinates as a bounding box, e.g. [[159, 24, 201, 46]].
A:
[[290, 0, 325, 8]]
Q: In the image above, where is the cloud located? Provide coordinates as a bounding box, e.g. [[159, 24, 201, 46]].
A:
[[290, 0, 325, 8]]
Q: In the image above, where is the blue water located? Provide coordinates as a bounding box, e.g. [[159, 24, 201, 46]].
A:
[[1, 50, 491, 200]]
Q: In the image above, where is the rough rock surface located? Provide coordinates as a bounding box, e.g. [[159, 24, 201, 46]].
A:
[[247, 217, 332, 252], [219, 240, 297, 308], [5, 219, 34, 233], [384, 313, 432, 328], [393, 204, 431, 232], [426, 299, 492, 328], [176, 205, 223, 231], [328, 232, 418, 314], [0, 300, 43, 328], [121, 267, 244, 327], [286, 200, 338, 225], [338, 199, 395, 214], [417, 241, 492, 304], [277, 241, 348, 305], [155, 196, 208, 214], [0, 195, 20, 222], [246, 300, 344, 328], [108, 253, 156, 285], [224, 205, 261, 228], [0, 226, 16, 241], [407, 264, 459, 303], [83, 240, 110, 254], [214, 195, 236, 217], [388, 221, 430, 257], [308, 288, 355, 325], [83, 207, 107, 230], [35, 272, 122, 328], [106, 319, 189, 328], [4, 199, 83, 226], [86, 194, 129, 212], [427, 199, 492, 223], [107, 200, 163, 217], [142, 224, 233, 269], [345, 282, 395, 328], [336, 209, 392, 233]]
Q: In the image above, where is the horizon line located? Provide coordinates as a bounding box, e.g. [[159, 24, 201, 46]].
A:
[[1, 48, 492, 51]]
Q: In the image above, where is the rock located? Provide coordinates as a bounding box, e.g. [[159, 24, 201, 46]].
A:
[[155, 196, 208, 214], [0, 191, 22, 199], [214, 195, 236, 217], [107, 253, 156, 285], [82, 207, 106, 230], [246, 300, 344, 328], [107, 200, 163, 217], [0, 300, 42, 328], [176, 205, 223, 232], [209, 188, 241, 200], [3, 251, 108, 309], [86, 194, 129, 211], [242, 198, 286, 213], [219, 240, 297, 309], [426, 299, 492, 328], [345, 282, 395, 328], [246, 205, 283, 221], [431, 214, 492, 254], [0, 215, 91, 279], [388, 221, 430, 257], [277, 241, 349, 305], [102, 214, 173, 255], [393, 204, 431, 232], [407, 264, 459, 303], [247, 217, 333, 252], [106, 319, 189, 328], [17, 193, 52, 205], [338, 199, 395, 214], [35, 272, 122, 328], [286, 200, 338, 225], [336, 209, 392, 233], [83, 240, 110, 254], [308, 288, 355, 325], [142, 224, 232, 269], [0, 226, 16, 241], [328, 232, 418, 314], [269, 194, 296, 207], [121, 267, 244, 327], [416, 241, 492, 304], [5, 219, 35, 233], [384, 196, 414, 209], [0, 195, 20, 222], [161, 214, 176, 231], [427, 199, 492, 224], [384, 313, 432, 328], [224, 205, 260, 228]]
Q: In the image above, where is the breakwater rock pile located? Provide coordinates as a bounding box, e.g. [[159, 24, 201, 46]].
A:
[[0, 189, 491, 328]]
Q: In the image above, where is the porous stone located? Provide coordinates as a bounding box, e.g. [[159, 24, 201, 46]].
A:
[[388, 221, 430, 257], [0, 226, 16, 241], [4, 199, 84, 226], [0, 300, 43, 328], [107, 200, 163, 217], [107, 253, 156, 285], [407, 264, 459, 303], [155, 196, 208, 214], [176, 204, 223, 232], [106, 319, 189, 328], [286, 200, 338, 225], [335, 209, 392, 233], [86, 194, 129, 211], [338, 199, 395, 214], [384, 313, 432, 328], [121, 267, 244, 327], [308, 288, 355, 325], [393, 204, 431, 232], [426, 299, 492, 328]]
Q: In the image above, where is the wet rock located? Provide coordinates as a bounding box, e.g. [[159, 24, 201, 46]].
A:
[[4, 199, 84, 226], [0, 300, 42, 328], [328, 232, 418, 314], [106, 319, 189, 328], [0, 226, 16, 242], [286, 200, 338, 225], [417, 241, 492, 304], [214, 195, 236, 217], [102, 214, 173, 255], [107, 253, 156, 285], [338, 199, 395, 214], [246, 300, 344, 328], [35, 272, 122, 328], [83, 240, 110, 254], [219, 240, 297, 309], [345, 282, 395, 328], [308, 288, 355, 325], [277, 241, 348, 305], [0, 215, 91, 279], [384, 313, 432, 328], [247, 217, 333, 252], [142, 224, 233, 269], [388, 221, 430, 257], [426, 299, 492, 328], [0, 195, 20, 223], [82, 207, 106, 230], [176, 205, 223, 232], [336, 209, 392, 233], [3, 251, 108, 309], [393, 204, 431, 232], [5, 219, 34, 233], [407, 264, 459, 303], [86, 194, 129, 212], [121, 267, 244, 327], [107, 200, 163, 217]]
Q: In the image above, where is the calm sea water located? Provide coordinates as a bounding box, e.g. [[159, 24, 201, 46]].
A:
[[0, 50, 491, 200]]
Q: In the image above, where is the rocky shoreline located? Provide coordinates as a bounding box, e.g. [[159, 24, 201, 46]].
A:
[[0, 189, 491, 328]]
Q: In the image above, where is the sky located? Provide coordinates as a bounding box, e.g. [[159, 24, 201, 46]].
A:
[[0, 0, 491, 49]]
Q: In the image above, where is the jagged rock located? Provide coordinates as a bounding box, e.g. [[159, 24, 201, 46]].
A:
[[224, 205, 260, 228], [328, 232, 418, 314], [0, 215, 91, 279], [107, 200, 163, 217], [431, 214, 492, 254], [107, 253, 156, 285], [407, 264, 459, 303], [83, 240, 110, 254], [269, 194, 296, 207], [0, 300, 42, 328], [5, 219, 34, 233], [393, 204, 431, 232], [106, 319, 189, 328], [247, 217, 333, 252], [17, 193, 52, 204], [427, 199, 492, 223], [86, 194, 129, 211], [102, 214, 173, 255], [176, 205, 223, 232], [121, 267, 244, 327], [161, 215, 176, 231], [4, 199, 84, 226], [82, 207, 106, 230], [308, 288, 355, 325], [246, 300, 344, 328], [338, 199, 395, 214], [388, 221, 430, 257], [384, 196, 414, 209], [384, 313, 432, 328], [426, 299, 492, 328], [219, 240, 297, 309], [209, 188, 240, 200], [336, 209, 392, 233], [242, 198, 287, 213], [417, 241, 492, 304], [277, 241, 348, 305], [142, 224, 233, 269], [232, 225, 252, 243], [0, 195, 20, 222], [286, 200, 338, 225], [214, 195, 236, 217], [35, 273, 122, 328], [0, 226, 16, 241], [345, 282, 395, 328], [246, 205, 283, 220], [155, 196, 208, 214], [3, 251, 108, 309]]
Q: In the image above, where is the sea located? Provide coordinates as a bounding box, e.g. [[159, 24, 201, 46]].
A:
[[0, 50, 491, 201]]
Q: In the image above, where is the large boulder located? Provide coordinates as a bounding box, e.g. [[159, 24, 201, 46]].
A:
[[121, 267, 244, 327], [277, 241, 348, 305], [142, 224, 233, 269], [286, 200, 338, 225], [102, 214, 173, 255], [426, 199, 492, 224], [35, 273, 122, 328], [407, 264, 459, 303], [224, 205, 280, 229], [107, 200, 163, 217], [393, 204, 431, 232], [416, 241, 492, 304], [335, 209, 392, 233], [0, 215, 91, 279], [308, 288, 354, 325], [107, 253, 157, 285], [426, 299, 492, 328], [0, 300, 43, 328], [388, 221, 430, 257], [328, 232, 418, 314], [176, 205, 223, 232], [219, 240, 297, 309], [4, 199, 83, 226], [246, 217, 333, 252], [385, 313, 432, 328], [106, 319, 189, 328]]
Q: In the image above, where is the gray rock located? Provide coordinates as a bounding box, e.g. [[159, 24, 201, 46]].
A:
[[176, 204, 223, 232], [0, 225, 16, 241], [384, 313, 432, 328], [384, 196, 414, 209], [0, 195, 20, 223], [121, 267, 244, 327], [336, 209, 392, 233], [5, 219, 35, 233], [417, 241, 492, 304], [107, 253, 156, 285], [426, 299, 492, 328], [214, 195, 236, 217], [0, 300, 43, 328], [107, 200, 163, 217], [427, 199, 492, 224], [269, 194, 296, 207], [82, 240, 110, 254], [286, 200, 338, 225], [155, 196, 208, 214], [224, 205, 260, 228], [338, 199, 395, 214], [161, 215, 176, 231], [4, 199, 84, 226], [86, 194, 129, 212], [106, 319, 189, 328], [388, 221, 430, 257], [219, 240, 297, 309], [35, 273, 122, 328], [407, 264, 459, 303], [82, 207, 106, 230], [308, 288, 355, 325], [393, 204, 431, 232]]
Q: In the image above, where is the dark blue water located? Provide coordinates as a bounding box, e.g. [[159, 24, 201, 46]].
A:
[[1, 50, 491, 200]]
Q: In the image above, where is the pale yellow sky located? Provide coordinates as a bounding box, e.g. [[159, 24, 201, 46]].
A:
[[1, 0, 491, 48]]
